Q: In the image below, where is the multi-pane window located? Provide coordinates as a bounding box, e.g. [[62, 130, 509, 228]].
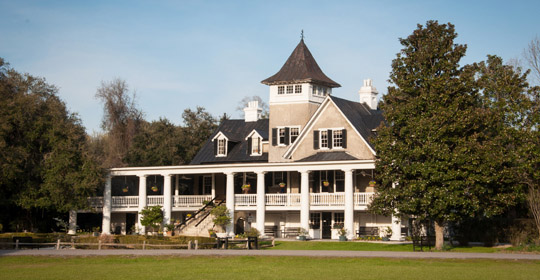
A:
[[334, 212, 344, 227], [333, 130, 343, 148], [279, 128, 286, 145], [278, 86, 285, 95], [290, 127, 299, 143], [286, 85, 293, 94], [320, 130, 328, 148], [335, 171, 344, 192], [252, 137, 261, 154], [217, 138, 226, 156], [310, 213, 321, 229], [202, 176, 212, 195], [295, 85, 302, 93]]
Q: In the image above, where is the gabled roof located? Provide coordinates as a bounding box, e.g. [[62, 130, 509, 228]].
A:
[[283, 95, 384, 159], [261, 39, 341, 88], [190, 119, 269, 165], [245, 129, 268, 141]]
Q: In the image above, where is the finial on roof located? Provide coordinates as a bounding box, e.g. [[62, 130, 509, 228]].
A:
[[301, 29, 304, 40]]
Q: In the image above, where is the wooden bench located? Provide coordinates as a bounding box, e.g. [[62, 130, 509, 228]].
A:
[[216, 237, 259, 249], [264, 225, 278, 237], [356, 226, 379, 237], [281, 227, 301, 238]]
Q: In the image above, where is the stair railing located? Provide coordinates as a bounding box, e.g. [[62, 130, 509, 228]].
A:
[[176, 197, 217, 229]]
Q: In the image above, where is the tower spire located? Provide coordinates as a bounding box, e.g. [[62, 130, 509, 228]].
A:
[[300, 29, 304, 40]]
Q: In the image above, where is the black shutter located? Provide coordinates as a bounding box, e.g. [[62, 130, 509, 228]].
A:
[[313, 130, 319, 149], [272, 128, 277, 146], [328, 171, 335, 193], [342, 129, 347, 148], [198, 176, 203, 195], [214, 140, 218, 156], [247, 138, 252, 155], [313, 171, 320, 193], [284, 127, 290, 145], [328, 129, 333, 149]]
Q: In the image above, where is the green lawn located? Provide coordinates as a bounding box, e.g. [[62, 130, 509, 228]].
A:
[[268, 241, 501, 253], [1, 256, 539, 280]]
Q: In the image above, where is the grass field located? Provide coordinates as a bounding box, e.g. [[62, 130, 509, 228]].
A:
[[269, 241, 501, 253], [1, 255, 539, 280]]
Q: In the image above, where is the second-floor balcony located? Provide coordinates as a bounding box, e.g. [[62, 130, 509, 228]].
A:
[[89, 193, 375, 210]]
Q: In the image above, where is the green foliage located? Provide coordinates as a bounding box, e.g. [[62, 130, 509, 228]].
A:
[[210, 205, 231, 229], [139, 206, 163, 233], [371, 21, 526, 247], [0, 58, 103, 225], [180, 106, 218, 163]]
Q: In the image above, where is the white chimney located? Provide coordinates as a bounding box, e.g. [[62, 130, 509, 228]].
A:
[[243, 100, 262, 122], [358, 79, 378, 110]]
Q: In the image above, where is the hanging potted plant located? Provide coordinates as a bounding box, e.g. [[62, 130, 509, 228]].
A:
[[323, 180, 330, 187], [151, 186, 158, 192], [279, 182, 286, 188], [242, 183, 251, 194], [122, 186, 129, 193], [369, 180, 377, 187]]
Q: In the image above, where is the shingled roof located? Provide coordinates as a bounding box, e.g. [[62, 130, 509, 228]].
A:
[[190, 119, 269, 165], [261, 39, 341, 88]]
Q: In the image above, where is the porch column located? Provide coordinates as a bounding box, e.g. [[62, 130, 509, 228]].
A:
[[68, 210, 77, 235], [211, 174, 216, 198], [163, 174, 173, 227], [390, 182, 402, 240], [138, 175, 147, 234], [102, 175, 112, 235], [256, 171, 266, 235], [344, 169, 354, 239], [225, 172, 235, 236], [175, 175, 179, 196], [300, 171, 310, 234]]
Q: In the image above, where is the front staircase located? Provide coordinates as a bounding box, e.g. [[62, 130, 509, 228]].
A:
[[176, 199, 223, 237]]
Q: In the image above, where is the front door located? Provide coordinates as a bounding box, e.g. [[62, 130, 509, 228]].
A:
[[322, 212, 332, 239]]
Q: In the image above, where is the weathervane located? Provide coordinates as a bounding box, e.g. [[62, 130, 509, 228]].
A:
[[301, 30, 304, 40]]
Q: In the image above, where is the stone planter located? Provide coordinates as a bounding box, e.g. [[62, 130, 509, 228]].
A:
[[339, 236, 347, 242]]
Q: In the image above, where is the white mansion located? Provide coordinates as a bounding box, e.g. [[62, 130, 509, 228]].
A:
[[74, 39, 405, 240]]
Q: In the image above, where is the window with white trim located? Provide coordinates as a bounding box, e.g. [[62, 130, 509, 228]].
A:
[[286, 85, 293, 94], [251, 136, 261, 155], [217, 138, 226, 156], [279, 128, 286, 145], [320, 130, 328, 148], [295, 85, 302, 93], [278, 86, 285, 94], [290, 127, 299, 143], [333, 130, 343, 148], [202, 175, 212, 195]]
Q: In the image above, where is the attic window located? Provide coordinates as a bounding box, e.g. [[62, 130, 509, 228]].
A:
[[278, 86, 285, 95], [314, 129, 347, 150], [251, 136, 261, 156], [286, 85, 293, 94], [295, 85, 302, 93], [217, 138, 227, 156]]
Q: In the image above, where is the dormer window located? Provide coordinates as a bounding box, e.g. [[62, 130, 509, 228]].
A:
[[251, 137, 261, 155], [212, 132, 229, 157], [246, 129, 267, 157]]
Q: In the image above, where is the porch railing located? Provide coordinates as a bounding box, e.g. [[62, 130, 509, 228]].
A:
[[354, 192, 375, 206], [310, 193, 345, 206], [266, 193, 301, 206], [112, 196, 139, 208], [235, 194, 257, 206], [147, 195, 164, 206], [88, 196, 103, 208], [174, 195, 212, 207]]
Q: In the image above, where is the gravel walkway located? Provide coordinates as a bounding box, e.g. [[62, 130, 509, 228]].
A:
[[1, 249, 540, 260]]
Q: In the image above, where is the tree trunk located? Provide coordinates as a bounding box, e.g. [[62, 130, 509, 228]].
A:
[[434, 221, 445, 250]]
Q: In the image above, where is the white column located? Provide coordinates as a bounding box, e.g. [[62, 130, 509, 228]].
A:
[[102, 175, 112, 235], [163, 174, 172, 228], [256, 171, 266, 235], [300, 171, 310, 235], [225, 172, 235, 236], [344, 169, 354, 239], [211, 173, 216, 198], [138, 175, 147, 234], [390, 215, 402, 241], [390, 181, 402, 241], [175, 175, 179, 196], [68, 210, 77, 235]]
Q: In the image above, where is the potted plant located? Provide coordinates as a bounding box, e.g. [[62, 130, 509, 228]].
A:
[[369, 180, 377, 187], [208, 229, 217, 238], [242, 183, 251, 194], [165, 223, 175, 236], [279, 182, 286, 188], [151, 186, 158, 192], [298, 228, 309, 241], [332, 222, 344, 229], [211, 205, 231, 237], [323, 181, 330, 187], [122, 186, 129, 193], [338, 228, 348, 241], [381, 226, 392, 241], [92, 226, 100, 237]]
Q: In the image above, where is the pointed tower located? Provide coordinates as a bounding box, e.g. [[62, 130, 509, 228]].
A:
[[262, 38, 340, 162]]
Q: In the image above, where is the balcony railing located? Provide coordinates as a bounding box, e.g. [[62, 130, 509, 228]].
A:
[[88, 192, 375, 209], [235, 194, 257, 206]]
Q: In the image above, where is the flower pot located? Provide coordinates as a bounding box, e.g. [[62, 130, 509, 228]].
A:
[[323, 181, 329, 187], [298, 236, 307, 241], [279, 183, 286, 188], [339, 236, 347, 242], [151, 187, 158, 192]]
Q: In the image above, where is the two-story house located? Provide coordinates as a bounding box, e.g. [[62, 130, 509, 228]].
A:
[[76, 39, 405, 240]]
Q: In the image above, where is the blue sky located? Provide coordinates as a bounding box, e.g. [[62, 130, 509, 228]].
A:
[[1, 1, 539, 133]]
